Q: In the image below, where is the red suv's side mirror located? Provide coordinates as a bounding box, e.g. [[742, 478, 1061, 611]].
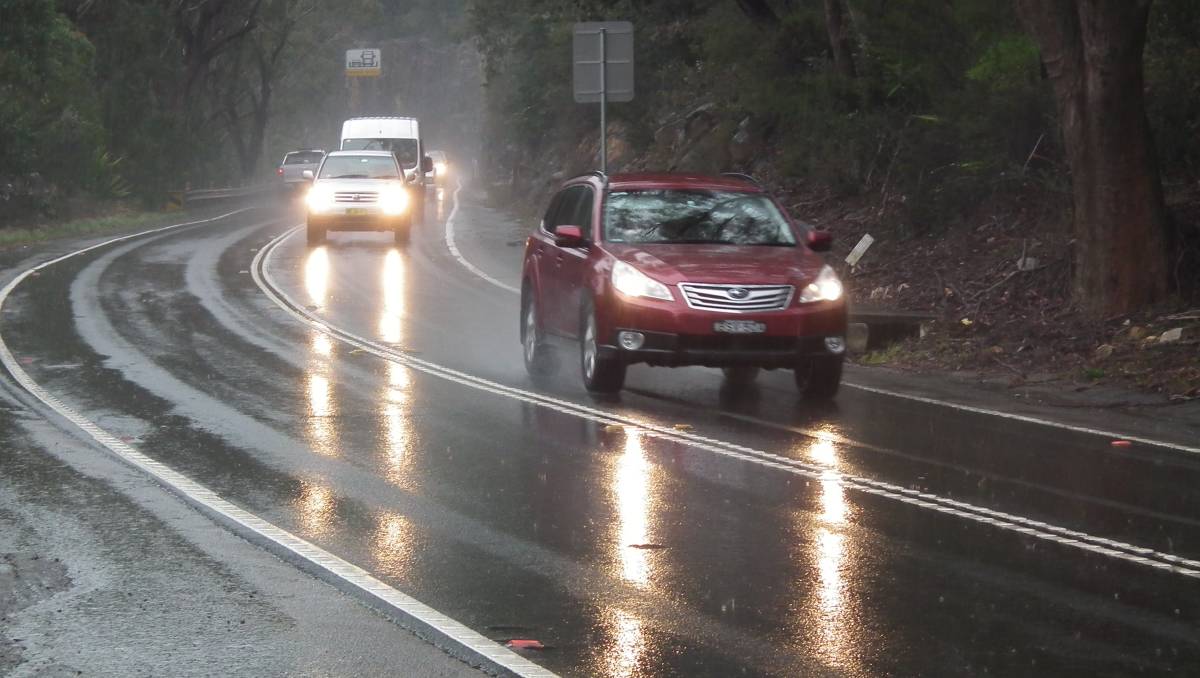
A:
[[555, 225, 586, 247], [807, 230, 833, 252]]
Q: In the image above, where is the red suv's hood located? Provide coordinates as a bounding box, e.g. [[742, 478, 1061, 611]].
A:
[[606, 243, 825, 286]]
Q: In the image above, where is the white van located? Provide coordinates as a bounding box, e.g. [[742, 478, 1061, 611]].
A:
[[339, 117, 431, 184]]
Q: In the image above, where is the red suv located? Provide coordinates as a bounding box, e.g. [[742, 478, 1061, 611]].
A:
[[520, 172, 847, 397]]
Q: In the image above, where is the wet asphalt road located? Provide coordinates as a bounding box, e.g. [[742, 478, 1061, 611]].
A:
[[3, 187, 1199, 677]]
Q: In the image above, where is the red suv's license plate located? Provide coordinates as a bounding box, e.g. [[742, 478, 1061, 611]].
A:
[[713, 320, 767, 334]]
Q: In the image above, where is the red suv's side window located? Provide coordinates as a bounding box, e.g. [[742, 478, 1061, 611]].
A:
[[544, 186, 591, 235], [540, 192, 566, 235], [568, 187, 594, 235]]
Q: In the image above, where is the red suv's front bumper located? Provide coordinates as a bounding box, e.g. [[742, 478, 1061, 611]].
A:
[[595, 292, 847, 368]]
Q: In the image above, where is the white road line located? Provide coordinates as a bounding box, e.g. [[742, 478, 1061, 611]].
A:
[[258, 228, 1200, 580], [0, 209, 558, 678], [443, 178, 520, 294], [439, 182, 1200, 458], [843, 381, 1200, 456]]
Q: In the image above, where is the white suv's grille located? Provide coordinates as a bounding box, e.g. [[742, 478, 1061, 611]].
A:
[[678, 283, 794, 313], [334, 191, 378, 203]]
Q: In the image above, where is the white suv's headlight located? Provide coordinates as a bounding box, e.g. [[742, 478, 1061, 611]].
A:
[[612, 261, 673, 301], [306, 185, 333, 212], [799, 265, 844, 303], [379, 185, 409, 215]]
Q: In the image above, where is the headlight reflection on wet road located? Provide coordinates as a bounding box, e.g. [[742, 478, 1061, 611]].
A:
[[598, 427, 659, 677], [302, 247, 339, 456], [380, 249, 406, 345], [304, 246, 330, 307], [372, 511, 416, 582], [603, 608, 650, 678], [381, 360, 417, 488], [615, 427, 654, 587], [804, 433, 863, 673], [296, 480, 336, 538], [377, 250, 417, 488]]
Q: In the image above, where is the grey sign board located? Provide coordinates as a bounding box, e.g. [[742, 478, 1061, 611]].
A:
[[573, 22, 634, 103]]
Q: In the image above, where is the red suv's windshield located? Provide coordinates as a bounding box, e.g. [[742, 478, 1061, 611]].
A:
[[604, 189, 796, 246]]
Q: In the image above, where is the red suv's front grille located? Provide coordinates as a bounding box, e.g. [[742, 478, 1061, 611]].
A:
[[678, 283, 794, 313]]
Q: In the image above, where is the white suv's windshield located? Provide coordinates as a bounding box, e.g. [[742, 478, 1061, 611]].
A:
[[317, 155, 400, 179], [604, 189, 797, 246]]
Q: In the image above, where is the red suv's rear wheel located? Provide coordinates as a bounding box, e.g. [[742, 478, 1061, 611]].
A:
[[580, 299, 625, 393]]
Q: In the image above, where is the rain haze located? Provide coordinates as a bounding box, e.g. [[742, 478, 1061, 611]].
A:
[[1, 1, 1199, 677]]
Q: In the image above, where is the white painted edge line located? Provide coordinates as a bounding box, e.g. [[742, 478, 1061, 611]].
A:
[[0, 210, 559, 678], [438, 182, 1200, 458], [443, 177, 520, 294], [841, 381, 1200, 456], [259, 228, 1200, 581]]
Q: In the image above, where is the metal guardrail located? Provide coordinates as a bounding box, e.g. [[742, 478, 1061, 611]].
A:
[[183, 185, 278, 206]]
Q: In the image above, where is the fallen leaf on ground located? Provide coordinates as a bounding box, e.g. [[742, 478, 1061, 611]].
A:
[[1110, 440, 1132, 448], [506, 639, 546, 650]]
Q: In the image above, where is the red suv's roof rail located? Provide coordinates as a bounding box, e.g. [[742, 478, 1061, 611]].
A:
[[720, 172, 763, 189]]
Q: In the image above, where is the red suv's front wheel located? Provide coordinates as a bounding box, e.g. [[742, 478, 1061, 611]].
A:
[[521, 288, 555, 377], [580, 299, 625, 393], [795, 356, 842, 399]]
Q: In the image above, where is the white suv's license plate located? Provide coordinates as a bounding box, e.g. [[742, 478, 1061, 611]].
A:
[[713, 320, 767, 334]]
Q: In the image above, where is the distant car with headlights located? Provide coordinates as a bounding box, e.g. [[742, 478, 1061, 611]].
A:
[[303, 151, 413, 246], [520, 172, 847, 397], [277, 149, 325, 191], [427, 150, 449, 187]]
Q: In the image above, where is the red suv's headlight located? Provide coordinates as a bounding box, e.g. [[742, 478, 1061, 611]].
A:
[[799, 265, 844, 303], [612, 261, 673, 301]]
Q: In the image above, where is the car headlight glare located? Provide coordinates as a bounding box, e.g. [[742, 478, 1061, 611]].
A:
[[799, 265, 844, 303], [612, 261, 673, 301], [380, 185, 409, 215], [434, 162, 447, 175], [305, 185, 333, 212]]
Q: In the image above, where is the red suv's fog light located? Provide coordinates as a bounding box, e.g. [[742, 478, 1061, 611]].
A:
[[618, 331, 646, 350]]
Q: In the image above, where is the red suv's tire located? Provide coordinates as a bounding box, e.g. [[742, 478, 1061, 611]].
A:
[[722, 366, 760, 387], [795, 356, 842, 399], [580, 299, 625, 393], [521, 287, 555, 377]]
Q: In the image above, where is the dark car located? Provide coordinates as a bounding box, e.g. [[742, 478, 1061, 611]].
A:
[[519, 172, 847, 397]]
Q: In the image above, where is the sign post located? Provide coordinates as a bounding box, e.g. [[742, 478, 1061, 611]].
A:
[[573, 22, 633, 174]]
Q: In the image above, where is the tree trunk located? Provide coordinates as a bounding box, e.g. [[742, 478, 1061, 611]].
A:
[[823, 0, 856, 78], [1015, 0, 1169, 316]]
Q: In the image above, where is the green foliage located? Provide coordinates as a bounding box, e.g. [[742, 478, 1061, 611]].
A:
[[0, 0, 105, 189], [1146, 0, 1200, 179]]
